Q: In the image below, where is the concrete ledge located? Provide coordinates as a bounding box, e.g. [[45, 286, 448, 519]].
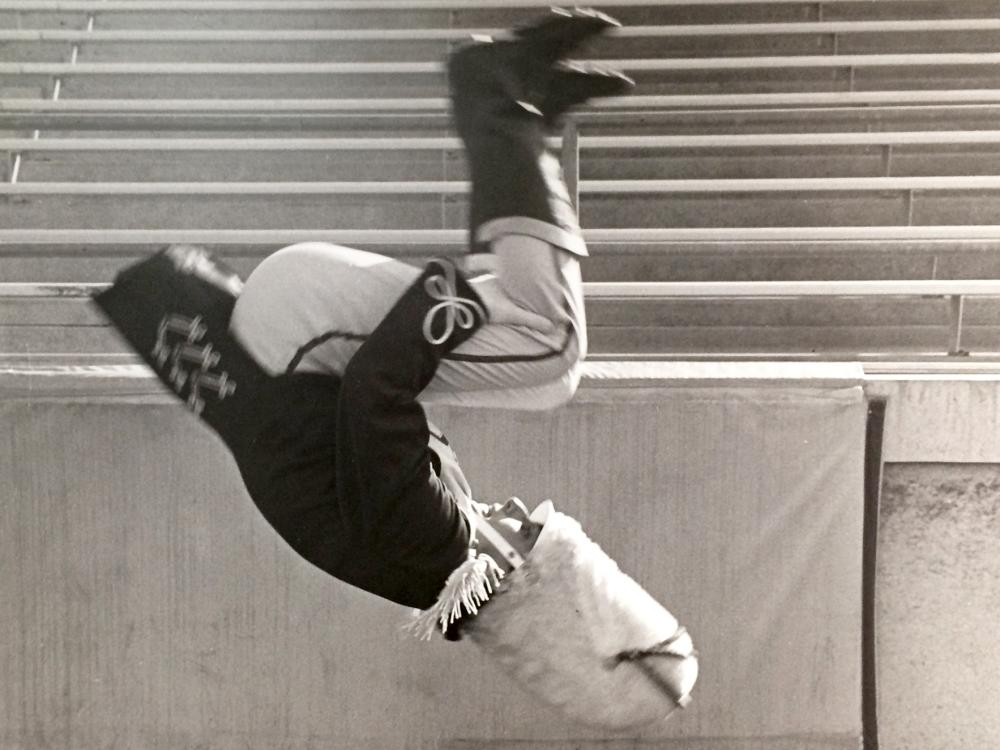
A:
[[867, 375, 1000, 463], [0, 359, 866, 402], [11, 356, 999, 463], [582, 360, 864, 389]]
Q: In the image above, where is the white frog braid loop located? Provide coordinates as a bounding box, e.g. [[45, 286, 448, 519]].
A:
[[421, 260, 487, 345]]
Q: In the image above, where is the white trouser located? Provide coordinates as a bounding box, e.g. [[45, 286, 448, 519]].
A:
[[229, 239, 587, 411]]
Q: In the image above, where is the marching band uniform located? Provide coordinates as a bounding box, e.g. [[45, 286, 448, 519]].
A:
[[96, 246, 484, 609]]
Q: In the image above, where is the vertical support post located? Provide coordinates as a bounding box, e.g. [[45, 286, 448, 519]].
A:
[[861, 397, 887, 750], [881, 144, 892, 177], [948, 294, 967, 356], [6, 151, 20, 183], [14, 14, 93, 185], [560, 118, 580, 215], [904, 190, 915, 226], [445, 9, 457, 57]]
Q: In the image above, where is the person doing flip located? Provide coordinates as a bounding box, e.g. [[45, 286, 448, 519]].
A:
[[95, 8, 698, 729]]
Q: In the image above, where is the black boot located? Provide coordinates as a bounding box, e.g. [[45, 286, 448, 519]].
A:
[[509, 7, 631, 124], [458, 8, 625, 120], [541, 62, 635, 129], [512, 7, 621, 65], [447, 9, 629, 256]]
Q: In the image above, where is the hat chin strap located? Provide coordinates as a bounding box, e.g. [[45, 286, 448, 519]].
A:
[[474, 516, 527, 570]]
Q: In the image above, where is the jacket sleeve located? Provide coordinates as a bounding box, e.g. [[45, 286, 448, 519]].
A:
[[334, 259, 487, 587]]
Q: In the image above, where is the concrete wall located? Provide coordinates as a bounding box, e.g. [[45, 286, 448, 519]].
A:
[[0, 363, 866, 750], [866, 375, 1000, 749], [876, 463, 1000, 750]]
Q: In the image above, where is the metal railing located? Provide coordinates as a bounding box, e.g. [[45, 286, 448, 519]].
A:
[[6, 19, 1000, 42], [4, 278, 997, 357], [7, 175, 1000, 195], [7, 226, 1000, 246], [9, 129, 1000, 152], [9, 279, 1000, 298], [9, 89, 1000, 131], [0, 0, 926, 10], [8, 53, 1000, 76]]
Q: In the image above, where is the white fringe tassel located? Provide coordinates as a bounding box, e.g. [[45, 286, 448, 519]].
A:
[[405, 552, 504, 640]]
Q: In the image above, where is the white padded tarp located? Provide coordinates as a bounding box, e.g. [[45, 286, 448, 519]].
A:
[[0, 362, 866, 749]]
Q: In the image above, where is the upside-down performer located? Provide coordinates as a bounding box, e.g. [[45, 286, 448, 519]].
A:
[[94, 8, 698, 729]]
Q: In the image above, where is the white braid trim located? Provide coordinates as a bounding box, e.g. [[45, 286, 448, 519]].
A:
[[421, 261, 486, 345], [404, 552, 504, 640]]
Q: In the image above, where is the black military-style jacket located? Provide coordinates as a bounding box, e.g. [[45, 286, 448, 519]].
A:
[[95, 248, 484, 610]]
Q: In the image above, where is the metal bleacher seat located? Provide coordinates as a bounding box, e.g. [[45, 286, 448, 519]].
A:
[[5, 0, 1000, 362]]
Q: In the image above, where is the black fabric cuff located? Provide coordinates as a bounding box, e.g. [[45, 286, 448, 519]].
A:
[[416, 258, 488, 351]]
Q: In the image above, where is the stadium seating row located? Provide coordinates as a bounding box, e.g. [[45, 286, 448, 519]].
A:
[[5, 0, 1000, 359]]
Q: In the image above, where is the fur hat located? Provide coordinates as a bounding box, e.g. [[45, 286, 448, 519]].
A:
[[413, 501, 698, 729]]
